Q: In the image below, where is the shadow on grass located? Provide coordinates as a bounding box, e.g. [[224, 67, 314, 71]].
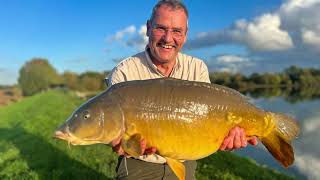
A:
[[0, 127, 113, 179]]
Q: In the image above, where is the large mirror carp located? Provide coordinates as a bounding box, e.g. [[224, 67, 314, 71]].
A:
[[55, 78, 300, 180]]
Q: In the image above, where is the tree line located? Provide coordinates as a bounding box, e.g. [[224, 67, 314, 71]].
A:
[[18, 58, 108, 96], [210, 66, 320, 90], [18, 58, 320, 96]]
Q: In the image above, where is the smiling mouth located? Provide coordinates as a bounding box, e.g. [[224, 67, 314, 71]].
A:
[[158, 43, 175, 49]]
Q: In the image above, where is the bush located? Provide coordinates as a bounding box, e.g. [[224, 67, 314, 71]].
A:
[[18, 58, 62, 96]]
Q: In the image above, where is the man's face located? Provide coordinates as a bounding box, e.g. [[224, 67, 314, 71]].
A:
[[147, 5, 188, 64]]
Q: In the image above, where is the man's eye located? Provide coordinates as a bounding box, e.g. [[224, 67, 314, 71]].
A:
[[156, 27, 166, 32], [173, 30, 182, 36]]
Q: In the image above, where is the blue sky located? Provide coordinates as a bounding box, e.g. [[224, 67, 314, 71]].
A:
[[1, 0, 320, 85]]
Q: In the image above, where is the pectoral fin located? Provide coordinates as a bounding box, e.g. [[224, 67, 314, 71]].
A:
[[165, 157, 185, 180], [121, 134, 143, 158]]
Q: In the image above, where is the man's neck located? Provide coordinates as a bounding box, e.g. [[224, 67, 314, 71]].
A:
[[148, 49, 176, 77], [153, 61, 175, 77]]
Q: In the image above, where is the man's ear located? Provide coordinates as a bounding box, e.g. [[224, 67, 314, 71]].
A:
[[146, 20, 151, 37], [184, 34, 188, 44], [183, 31, 188, 44]]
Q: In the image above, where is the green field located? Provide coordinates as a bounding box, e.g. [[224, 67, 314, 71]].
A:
[[0, 90, 294, 179]]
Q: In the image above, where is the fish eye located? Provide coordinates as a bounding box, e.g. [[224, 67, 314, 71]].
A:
[[83, 113, 90, 119]]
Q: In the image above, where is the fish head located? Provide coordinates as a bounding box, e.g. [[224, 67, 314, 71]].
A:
[[54, 93, 124, 145]]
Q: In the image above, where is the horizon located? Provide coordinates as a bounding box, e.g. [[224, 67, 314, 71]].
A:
[[1, 0, 320, 85]]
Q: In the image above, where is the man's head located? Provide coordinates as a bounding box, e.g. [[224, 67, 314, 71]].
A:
[[146, 0, 188, 65]]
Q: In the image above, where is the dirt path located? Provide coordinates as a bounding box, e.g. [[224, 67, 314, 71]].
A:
[[0, 87, 22, 106]]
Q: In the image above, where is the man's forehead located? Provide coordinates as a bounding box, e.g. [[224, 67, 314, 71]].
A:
[[155, 4, 187, 18], [152, 6, 187, 27]]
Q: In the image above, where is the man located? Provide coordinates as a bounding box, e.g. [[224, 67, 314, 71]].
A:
[[108, 0, 257, 179]]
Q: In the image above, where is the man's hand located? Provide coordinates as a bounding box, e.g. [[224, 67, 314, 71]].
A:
[[111, 137, 157, 156], [219, 126, 258, 151]]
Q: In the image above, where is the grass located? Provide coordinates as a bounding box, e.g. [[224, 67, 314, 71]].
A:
[[196, 151, 294, 180], [0, 90, 117, 179], [0, 89, 294, 179]]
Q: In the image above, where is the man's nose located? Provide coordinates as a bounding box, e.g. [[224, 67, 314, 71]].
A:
[[163, 30, 174, 42]]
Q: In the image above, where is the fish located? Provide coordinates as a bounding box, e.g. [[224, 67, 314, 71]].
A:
[[54, 78, 300, 180]]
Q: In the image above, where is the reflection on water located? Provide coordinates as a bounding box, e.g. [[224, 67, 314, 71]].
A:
[[235, 95, 320, 180]]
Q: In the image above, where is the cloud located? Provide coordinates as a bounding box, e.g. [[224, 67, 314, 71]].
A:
[[185, 14, 293, 52], [279, 0, 320, 51], [295, 154, 320, 180], [186, 0, 320, 73], [107, 25, 136, 42], [280, 0, 319, 13], [304, 116, 320, 133], [206, 54, 255, 74], [126, 25, 148, 50], [234, 14, 293, 51], [302, 28, 320, 47], [107, 25, 148, 51], [216, 54, 249, 63]]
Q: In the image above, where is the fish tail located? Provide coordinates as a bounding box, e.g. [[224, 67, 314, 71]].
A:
[[261, 112, 300, 167]]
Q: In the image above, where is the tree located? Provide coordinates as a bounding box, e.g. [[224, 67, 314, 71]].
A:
[[210, 72, 232, 86], [284, 65, 302, 84], [230, 73, 247, 89], [78, 71, 105, 91], [18, 58, 62, 96], [62, 71, 79, 90]]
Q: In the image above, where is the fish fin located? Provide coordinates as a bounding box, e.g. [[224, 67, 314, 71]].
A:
[[261, 131, 293, 167], [121, 134, 143, 157], [273, 113, 300, 142], [165, 157, 185, 180], [261, 113, 300, 168]]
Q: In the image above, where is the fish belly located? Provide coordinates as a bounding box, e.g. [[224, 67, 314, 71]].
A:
[[129, 114, 232, 160]]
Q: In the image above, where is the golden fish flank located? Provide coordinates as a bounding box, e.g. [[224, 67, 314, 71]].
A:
[[54, 78, 300, 180]]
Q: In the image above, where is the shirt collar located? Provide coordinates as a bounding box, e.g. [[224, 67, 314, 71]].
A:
[[144, 46, 160, 74]]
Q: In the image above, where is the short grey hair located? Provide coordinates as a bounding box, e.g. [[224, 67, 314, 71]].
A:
[[149, 0, 189, 23]]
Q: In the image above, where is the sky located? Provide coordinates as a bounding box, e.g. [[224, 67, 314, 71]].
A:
[[1, 0, 320, 85]]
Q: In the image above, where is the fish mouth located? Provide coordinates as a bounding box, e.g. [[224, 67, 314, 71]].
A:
[[54, 130, 68, 140], [54, 129, 101, 146], [54, 130, 82, 145]]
